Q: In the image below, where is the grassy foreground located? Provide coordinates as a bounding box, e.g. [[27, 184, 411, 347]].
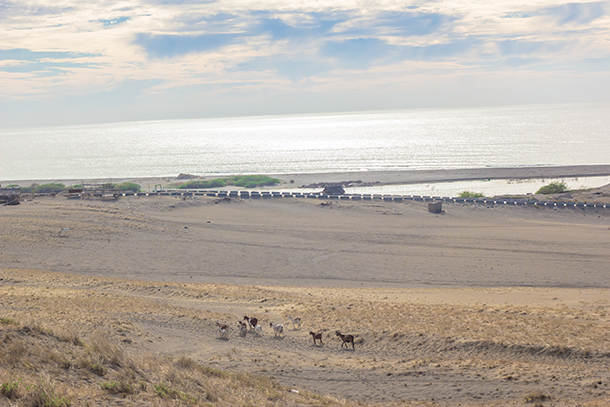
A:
[[0, 321, 341, 406], [0, 270, 352, 407], [2, 267, 609, 407]]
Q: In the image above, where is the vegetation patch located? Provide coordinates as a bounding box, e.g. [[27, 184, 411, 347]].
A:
[[0, 317, 19, 325], [154, 383, 198, 404], [100, 381, 135, 395], [20, 183, 66, 194], [458, 191, 485, 198], [16, 182, 141, 194], [536, 181, 568, 195], [99, 182, 141, 192], [178, 174, 281, 189], [0, 379, 22, 399]]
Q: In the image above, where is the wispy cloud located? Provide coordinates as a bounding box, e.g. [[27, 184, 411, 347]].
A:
[[547, 1, 607, 25]]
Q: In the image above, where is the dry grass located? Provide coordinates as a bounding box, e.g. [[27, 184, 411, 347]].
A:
[[2, 267, 610, 406], [0, 319, 350, 406], [0, 269, 356, 407]]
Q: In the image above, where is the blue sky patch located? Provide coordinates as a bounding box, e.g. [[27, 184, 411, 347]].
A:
[[135, 33, 240, 58], [98, 16, 131, 26]]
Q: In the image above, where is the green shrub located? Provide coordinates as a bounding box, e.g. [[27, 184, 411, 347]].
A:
[[0, 317, 19, 325], [79, 359, 106, 376], [178, 179, 226, 189], [100, 381, 134, 394], [227, 175, 281, 188], [178, 175, 280, 189], [20, 183, 38, 193], [34, 183, 66, 194], [536, 181, 568, 195], [1, 379, 21, 399], [26, 382, 72, 407], [114, 182, 141, 192], [154, 384, 197, 404], [458, 191, 484, 198]]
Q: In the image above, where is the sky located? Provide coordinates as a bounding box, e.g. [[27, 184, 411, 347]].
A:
[[1, 0, 610, 128]]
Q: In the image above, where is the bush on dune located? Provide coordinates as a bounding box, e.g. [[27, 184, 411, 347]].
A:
[[458, 191, 484, 198], [227, 175, 281, 188], [22, 183, 66, 194], [536, 181, 568, 195], [178, 179, 227, 189], [114, 182, 141, 192], [178, 175, 280, 189]]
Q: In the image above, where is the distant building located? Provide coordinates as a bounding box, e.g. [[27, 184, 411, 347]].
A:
[[322, 184, 345, 195], [0, 187, 21, 205]]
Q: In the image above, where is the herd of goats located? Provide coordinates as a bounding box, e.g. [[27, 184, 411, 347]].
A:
[[215, 315, 355, 350]]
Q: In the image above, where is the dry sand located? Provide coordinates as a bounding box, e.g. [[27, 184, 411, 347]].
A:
[[2, 167, 610, 406]]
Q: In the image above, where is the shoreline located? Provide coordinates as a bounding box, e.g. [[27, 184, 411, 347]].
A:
[[3, 164, 610, 189]]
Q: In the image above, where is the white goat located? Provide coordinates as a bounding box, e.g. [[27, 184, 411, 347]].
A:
[[270, 322, 284, 337], [254, 325, 264, 336], [287, 316, 301, 330]]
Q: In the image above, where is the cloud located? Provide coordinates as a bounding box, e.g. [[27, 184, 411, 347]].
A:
[[0, 49, 99, 76], [372, 11, 455, 36], [547, 2, 607, 25], [498, 40, 569, 56], [0, 0, 74, 19], [255, 14, 343, 40], [233, 56, 330, 81], [321, 38, 401, 69], [321, 38, 477, 70]]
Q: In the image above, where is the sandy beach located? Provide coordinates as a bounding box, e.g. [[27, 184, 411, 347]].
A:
[[1, 166, 610, 406], [5, 164, 610, 190]]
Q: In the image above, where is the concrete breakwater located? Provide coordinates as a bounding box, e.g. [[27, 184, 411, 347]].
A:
[[119, 189, 609, 209]]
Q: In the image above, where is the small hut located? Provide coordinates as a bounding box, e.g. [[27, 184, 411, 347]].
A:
[[322, 184, 345, 195], [0, 187, 21, 205]]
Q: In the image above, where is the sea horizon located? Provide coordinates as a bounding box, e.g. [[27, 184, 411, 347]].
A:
[[2, 102, 609, 183]]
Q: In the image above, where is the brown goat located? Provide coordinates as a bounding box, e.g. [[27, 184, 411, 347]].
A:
[[238, 321, 248, 337], [244, 315, 258, 330], [309, 331, 323, 345], [335, 331, 354, 349]]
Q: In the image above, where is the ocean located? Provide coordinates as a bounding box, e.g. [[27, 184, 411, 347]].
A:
[[2, 103, 609, 187]]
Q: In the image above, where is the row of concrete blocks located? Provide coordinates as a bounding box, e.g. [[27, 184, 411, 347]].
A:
[[119, 190, 608, 209]]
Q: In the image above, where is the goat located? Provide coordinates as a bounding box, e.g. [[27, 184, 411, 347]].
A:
[[254, 325, 264, 336], [309, 331, 323, 345], [335, 331, 354, 349], [270, 322, 284, 337], [244, 315, 258, 330], [238, 321, 248, 337], [216, 322, 229, 338], [287, 316, 301, 330]]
